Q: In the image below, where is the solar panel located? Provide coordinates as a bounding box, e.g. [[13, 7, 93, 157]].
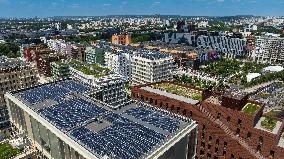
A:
[[58, 80, 90, 93], [126, 107, 180, 133], [70, 113, 165, 159], [38, 98, 106, 130], [18, 83, 70, 104]]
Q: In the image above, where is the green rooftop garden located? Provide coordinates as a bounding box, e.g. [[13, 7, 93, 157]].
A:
[[75, 63, 112, 78], [151, 83, 203, 101], [261, 115, 277, 131], [0, 142, 22, 159], [243, 103, 260, 115]]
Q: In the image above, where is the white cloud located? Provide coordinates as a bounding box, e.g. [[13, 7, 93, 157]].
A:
[[70, 3, 80, 8], [103, 3, 112, 6]]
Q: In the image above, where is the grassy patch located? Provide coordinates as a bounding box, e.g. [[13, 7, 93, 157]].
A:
[[243, 103, 260, 115], [261, 117, 277, 131], [0, 142, 21, 159], [152, 83, 203, 101]]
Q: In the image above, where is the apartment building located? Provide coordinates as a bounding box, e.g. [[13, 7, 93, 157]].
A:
[[104, 51, 132, 81], [5, 79, 198, 159], [72, 45, 86, 62], [131, 81, 284, 159], [131, 52, 174, 86], [0, 56, 38, 130], [51, 61, 70, 80], [37, 52, 66, 77], [164, 33, 246, 58], [85, 46, 96, 64], [69, 61, 129, 107], [252, 35, 284, 64], [112, 34, 131, 45]]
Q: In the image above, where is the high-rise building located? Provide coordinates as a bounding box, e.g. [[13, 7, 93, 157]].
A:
[[131, 81, 284, 159], [131, 52, 174, 86], [5, 79, 198, 159], [0, 56, 38, 130], [112, 34, 131, 45]]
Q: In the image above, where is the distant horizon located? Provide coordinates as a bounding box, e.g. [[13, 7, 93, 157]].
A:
[[1, 14, 283, 19], [0, 0, 283, 18]]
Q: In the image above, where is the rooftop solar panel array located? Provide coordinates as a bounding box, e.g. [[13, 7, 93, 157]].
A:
[[70, 113, 166, 159], [126, 107, 180, 133], [17, 84, 70, 104], [16, 80, 91, 105], [58, 80, 90, 93], [38, 98, 106, 130]]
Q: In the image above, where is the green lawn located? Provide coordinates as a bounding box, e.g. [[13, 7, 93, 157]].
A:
[[243, 103, 260, 115], [0, 142, 21, 159], [261, 117, 277, 131]]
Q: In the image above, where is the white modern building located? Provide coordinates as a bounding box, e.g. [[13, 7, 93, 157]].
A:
[[131, 52, 174, 86], [5, 79, 198, 159], [104, 51, 133, 81], [46, 39, 66, 52], [69, 63, 129, 108], [85, 46, 97, 64], [164, 33, 246, 57], [0, 56, 38, 130], [251, 35, 284, 64]]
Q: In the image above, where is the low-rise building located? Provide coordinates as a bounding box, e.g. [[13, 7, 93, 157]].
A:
[[131, 81, 284, 159], [112, 34, 131, 45], [5, 79, 198, 159]]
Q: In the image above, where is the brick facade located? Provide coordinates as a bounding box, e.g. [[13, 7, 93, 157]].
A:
[[131, 81, 284, 159]]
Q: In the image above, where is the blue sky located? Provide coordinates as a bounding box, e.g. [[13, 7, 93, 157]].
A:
[[0, 0, 283, 17]]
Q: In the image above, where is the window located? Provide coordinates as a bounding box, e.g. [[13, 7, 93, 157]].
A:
[[238, 119, 242, 125], [217, 113, 221, 119], [236, 128, 240, 135], [227, 116, 231, 122], [257, 145, 261, 153], [209, 136, 212, 141], [202, 124, 206, 130], [189, 111, 193, 117], [246, 132, 251, 139], [224, 142, 227, 148], [208, 144, 212, 149], [259, 136, 263, 144], [183, 109, 187, 115], [177, 107, 180, 113], [270, 150, 275, 158]]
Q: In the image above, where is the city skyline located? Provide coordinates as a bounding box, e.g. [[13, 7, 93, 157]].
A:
[[0, 0, 283, 18]]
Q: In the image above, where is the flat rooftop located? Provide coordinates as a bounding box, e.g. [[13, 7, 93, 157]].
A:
[[11, 79, 194, 159], [141, 83, 202, 105]]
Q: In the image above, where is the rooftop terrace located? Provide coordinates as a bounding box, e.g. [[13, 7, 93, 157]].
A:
[[10, 79, 194, 159], [150, 83, 203, 101], [70, 60, 112, 78]]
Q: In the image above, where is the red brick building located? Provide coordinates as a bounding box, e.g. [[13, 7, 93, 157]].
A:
[[131, 81, 284, 159]]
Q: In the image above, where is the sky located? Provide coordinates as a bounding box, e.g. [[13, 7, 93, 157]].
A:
[[0, 0, 283, 18]]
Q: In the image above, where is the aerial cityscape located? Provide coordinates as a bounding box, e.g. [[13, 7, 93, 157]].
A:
[[0, 0, 284, 159]]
